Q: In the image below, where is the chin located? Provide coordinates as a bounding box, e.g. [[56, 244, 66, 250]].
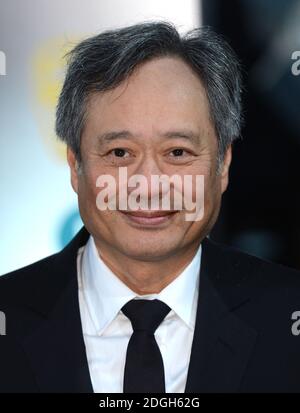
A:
[[118, 239, 180, 261]]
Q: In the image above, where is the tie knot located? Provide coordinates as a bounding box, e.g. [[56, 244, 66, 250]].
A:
[[121, 299, 171, 334]]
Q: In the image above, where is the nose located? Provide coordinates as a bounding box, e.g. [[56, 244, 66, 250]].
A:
[[127, 155, 171, 210]]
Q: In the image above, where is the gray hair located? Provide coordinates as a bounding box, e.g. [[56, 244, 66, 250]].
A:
[[55, 21, 243, 169]]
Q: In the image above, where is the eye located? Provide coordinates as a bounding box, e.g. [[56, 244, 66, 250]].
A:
[[108, 148, 130, 158], [165, 148, 196, 164], [170, 148, 186, 157], [168, 148, 192, 158]]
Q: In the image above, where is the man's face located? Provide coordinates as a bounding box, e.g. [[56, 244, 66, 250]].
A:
[[68, 56, 231, 261]]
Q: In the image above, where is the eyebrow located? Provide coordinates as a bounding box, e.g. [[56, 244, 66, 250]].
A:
[[97, 130, 200, 145]]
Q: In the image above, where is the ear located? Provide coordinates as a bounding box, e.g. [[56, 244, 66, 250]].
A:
[[67, 146, 79, 194], [220, 145, 232, 194]]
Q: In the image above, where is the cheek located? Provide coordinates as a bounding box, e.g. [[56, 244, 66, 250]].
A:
[[203, 175, 222, 215], [188, 163, 216, 196], [77, 170, 100, 207]]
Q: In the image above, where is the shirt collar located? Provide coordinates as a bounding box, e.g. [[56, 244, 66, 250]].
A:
[[81, 235, 201, 335]]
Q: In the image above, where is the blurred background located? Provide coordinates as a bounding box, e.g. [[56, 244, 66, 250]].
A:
[[0, 0, 299, 275], [205, 0, 300, 269]]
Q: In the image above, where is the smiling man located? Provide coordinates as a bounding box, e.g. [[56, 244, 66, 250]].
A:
[[1, 21, 300, 393]]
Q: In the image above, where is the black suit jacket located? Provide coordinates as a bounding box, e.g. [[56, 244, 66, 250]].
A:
[[1, 226, 300, 393]]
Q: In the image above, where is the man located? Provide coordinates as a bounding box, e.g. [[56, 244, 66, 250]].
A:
[[1, 21, 300, 393]]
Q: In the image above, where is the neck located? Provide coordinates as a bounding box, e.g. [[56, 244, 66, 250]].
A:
[[92, 238, 201, 295]]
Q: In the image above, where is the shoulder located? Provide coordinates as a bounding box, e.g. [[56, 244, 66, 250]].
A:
[[203, 236, 300, 290], [0, 252, 59, 280], [203, 238, 300, 357], [0, 226, 90, 309], [0, 253, 60, 308]]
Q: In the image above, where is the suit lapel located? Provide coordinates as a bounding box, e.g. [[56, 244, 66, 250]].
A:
[[21, 227, 93, 392], [185, 237, 258, 393]]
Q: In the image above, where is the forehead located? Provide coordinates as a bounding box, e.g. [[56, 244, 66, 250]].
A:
[[84, 56, 214, 140]]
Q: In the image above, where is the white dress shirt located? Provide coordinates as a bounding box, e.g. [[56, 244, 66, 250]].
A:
[[77, 235, 202, 393]]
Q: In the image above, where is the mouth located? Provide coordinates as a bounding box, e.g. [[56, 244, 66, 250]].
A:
[[119, 210, 179, 226]]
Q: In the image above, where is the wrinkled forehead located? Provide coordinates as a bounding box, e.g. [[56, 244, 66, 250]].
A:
[[83, 56, 216, 146]]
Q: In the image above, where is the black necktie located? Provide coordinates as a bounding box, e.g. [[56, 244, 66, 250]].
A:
[[121, 298, 171, 393]]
